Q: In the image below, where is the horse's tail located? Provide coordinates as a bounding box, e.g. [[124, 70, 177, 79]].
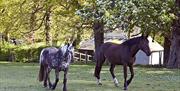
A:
[[39, 49, 44, 64], [38, 62, 44, 82], [94, 46, 105, 79], [39, 49, 45, 82]]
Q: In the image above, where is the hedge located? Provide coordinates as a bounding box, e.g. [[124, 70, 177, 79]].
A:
[[0, 42, 48, 63]]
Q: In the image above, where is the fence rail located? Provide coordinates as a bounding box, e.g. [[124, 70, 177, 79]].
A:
[[74, 51, 94, 63]]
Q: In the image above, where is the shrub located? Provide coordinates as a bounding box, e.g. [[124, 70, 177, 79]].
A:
[[0, 42, 48, 63]]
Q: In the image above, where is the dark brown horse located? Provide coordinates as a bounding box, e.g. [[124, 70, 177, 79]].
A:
[[38, 43, 74, 91], [94, 35, 151, 90]]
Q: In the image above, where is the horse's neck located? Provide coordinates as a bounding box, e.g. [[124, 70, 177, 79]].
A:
[[130, 44, 140, 57], [61, 45, 68, 55]]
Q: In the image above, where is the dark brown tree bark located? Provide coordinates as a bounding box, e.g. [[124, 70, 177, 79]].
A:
[[44, 7, 51, 46], [93, 20, 104, 52], [167, 0, 180, 68], [29, 11, 36, 43], [4, 31, 9, 42], [163, 36, 171, 66], [28, 2, 43, 43]]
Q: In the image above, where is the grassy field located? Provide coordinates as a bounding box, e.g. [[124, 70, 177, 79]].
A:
[[0, 62, 179, 91]]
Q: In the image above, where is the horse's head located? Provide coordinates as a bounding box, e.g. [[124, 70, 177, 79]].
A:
[[139, 35, 151, 56], [67, 43, 74, 63], [59, 43, 74, 70]]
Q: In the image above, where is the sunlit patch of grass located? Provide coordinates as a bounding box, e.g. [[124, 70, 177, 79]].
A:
[[146, 70, 174, 74], [0, 61, 11, 64]]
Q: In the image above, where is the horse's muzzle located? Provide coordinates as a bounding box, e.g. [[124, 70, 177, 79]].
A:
[[147, 52, 152, 56]]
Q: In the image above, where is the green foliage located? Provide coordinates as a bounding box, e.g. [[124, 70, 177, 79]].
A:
[[0, 42, 47, 62], [14, 46, 44, 63], [77, 0, 175, 36], [0, 0, 89, 45], [0, 42, 16, 61], [154, 35, 164, 46], [133, 0, 175, 34], [1, 0, 174, 45]]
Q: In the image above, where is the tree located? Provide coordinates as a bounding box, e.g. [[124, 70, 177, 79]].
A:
[[77, 0, 102, 51], [0, 0, 21, 42], [167, 0, 180, 68], [77, 0, 126, 51], [44, 1, 52, 46]]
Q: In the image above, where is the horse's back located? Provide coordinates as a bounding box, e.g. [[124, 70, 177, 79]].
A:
[[101, 42, 130, 65], [100, 42, 121, 53], [43, 47, 59, 53], [100, 42, 118, 52], [40, 47, 62, 64]]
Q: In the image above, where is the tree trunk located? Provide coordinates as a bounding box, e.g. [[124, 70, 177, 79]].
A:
[[4, 31, 9, 42], [29, 9, 36, 43], [127, 30, 131, 39], [76, 29, 83, 47], [44, 7, 51, 46], [167, 0, 180, 68], [29, 2, 43, 43], [163, 36, 171, 66], [167, 30, 180, 68], [93, 20, 104, 52]]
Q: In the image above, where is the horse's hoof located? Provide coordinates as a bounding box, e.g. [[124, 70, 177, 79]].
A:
[[98, 83, 102, 85], [49, 83, 52, 89], [43, 86, 47, 88], [48, 86, 52, 90], [123, 87, 128, 90], [43, 84, 47, 88], [50, 84, 55, 90], [50, 87, 55, 90], [63, 89, 67, 91], [115, 83, 119, 87]]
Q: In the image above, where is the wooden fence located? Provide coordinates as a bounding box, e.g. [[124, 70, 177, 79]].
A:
[[74, 51, 94, 64]]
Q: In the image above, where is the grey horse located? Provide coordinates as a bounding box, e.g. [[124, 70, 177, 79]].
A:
[[38, 43, 74, 91]]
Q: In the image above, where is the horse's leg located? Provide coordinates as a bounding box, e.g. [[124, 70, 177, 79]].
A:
[[94, 52, 106, 85], [109, 64, 119, 87], [123, 65, 128, 90], [43, 66, 48, 87], [63, 69, 68, 91], [127, 65, 134, 86], [51, 69, 59, 90], [94, 65, 102, 85], [94, 59, 105, 85], [47, 68, 52, 89]]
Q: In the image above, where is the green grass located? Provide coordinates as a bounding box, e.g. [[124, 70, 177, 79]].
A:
[[0, 62, 179, 91]]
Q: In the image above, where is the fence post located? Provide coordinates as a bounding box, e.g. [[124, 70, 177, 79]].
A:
[[87, 55, 89, 62], [85, 51, 88, 64], [159, 51, 162, 66], [79, 53, 81, 61], [150, 52, 153, 65]]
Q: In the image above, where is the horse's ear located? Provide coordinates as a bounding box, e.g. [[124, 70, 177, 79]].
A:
[[142, 33, 148, 38], [72, 40, 76, 47], [144, 34, 148, 38], [67, 43, 70, 47]]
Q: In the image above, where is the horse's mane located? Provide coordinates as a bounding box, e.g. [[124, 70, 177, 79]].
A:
[[122, 36, 142, 46]]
